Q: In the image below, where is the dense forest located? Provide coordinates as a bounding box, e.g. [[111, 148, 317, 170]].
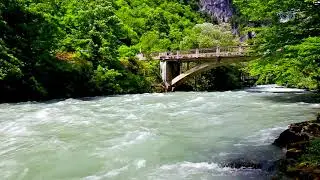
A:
[[234, 0, 320, 89], [0, 0, 207, 102], [1, 0, 320, 102]]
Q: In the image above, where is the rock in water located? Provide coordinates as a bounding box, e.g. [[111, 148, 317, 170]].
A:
[[224, 159, 263, 169], [273, 121, 320, 148], [273, 129, 310, 148], [200, 0, 233, 22]]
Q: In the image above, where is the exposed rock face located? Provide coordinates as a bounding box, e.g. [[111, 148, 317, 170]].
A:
[[200, 0, 233, 22]]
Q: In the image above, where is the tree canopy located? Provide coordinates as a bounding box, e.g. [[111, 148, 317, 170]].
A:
[[234, 0, 320, 89], [115, 0, 207, 53], [0, 0, 209, 102], [180, 23, 238, 49]]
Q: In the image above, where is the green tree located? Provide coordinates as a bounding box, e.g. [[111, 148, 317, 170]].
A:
[[28, 0, 123, 69], [234, 0, 320, 89], [115, 0, 205, 53], [180, 23, 238, 49], [0, 0, 58, 101]]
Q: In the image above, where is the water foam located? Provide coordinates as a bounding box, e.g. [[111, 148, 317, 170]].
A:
[[189, 97, 205, 102], [246, 84, 306, 93], [135, 159, 146, 169], [243, 126, 287, 146], [160, 161, 231, 172], [84, 165, 129, 180], [108, 131, 153, 150], [0, 122, 31, 137], [310, 103, 320, 108]]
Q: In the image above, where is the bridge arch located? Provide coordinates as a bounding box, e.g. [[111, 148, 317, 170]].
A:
[[170, 56, 252, 90], [171, 62, 219, 88], [138, 46, 254, 91]]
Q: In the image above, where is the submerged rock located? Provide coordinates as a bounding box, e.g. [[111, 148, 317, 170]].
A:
[[224, 158, 263, 169]]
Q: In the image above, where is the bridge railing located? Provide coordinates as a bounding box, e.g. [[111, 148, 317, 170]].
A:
[[137, 46, 253, 60]]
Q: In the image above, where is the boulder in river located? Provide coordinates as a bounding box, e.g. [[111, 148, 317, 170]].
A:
[[224, 158, 263, 169], [273, 129, 309, 148], [274, 120, 320, 148]]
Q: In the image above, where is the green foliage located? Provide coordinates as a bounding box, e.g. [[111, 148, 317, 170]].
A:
[[91, 66, 122, 94], [0, 0, 128, 102], [36, 59, 94, 99], [0, 0, 58, 101], [2, 0, 178, 102], [120, 58, 159, 93], [0, 0, 250, 102], [27, 0, 123, 69], [234, 0, 320, 90], [119, 72, 152, 94], [118, 45, 139, 58], [115, 0, 206, 53], [0, 41, 22, 80], [300, 139, 320, 165], [248, 37, 320, 89], [180, 23, 238, 49]]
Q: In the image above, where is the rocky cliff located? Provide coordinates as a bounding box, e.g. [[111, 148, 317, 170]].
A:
[[200, 0, 233, 22]]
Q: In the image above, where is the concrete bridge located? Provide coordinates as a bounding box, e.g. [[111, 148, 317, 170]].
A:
[[137, 46, 254, 91]]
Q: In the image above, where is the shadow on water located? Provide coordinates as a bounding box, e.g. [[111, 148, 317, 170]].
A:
[[260, 92, 320, 104]]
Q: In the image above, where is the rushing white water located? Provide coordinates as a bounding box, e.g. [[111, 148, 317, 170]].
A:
[[0, 87, 319, 180]]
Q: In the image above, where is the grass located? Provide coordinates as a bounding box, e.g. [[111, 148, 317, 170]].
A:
[[299, 138, 320, 167]]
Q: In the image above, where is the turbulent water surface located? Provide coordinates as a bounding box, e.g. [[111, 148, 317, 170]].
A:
[[0, 87, 319, 180]]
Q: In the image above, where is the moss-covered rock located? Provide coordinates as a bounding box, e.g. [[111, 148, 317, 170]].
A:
[[273, 115, 320, 179]]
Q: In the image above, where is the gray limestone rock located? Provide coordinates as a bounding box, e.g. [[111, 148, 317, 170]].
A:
[[200, 0, 233, 22]]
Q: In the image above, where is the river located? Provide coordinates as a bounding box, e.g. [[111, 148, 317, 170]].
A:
[[0, 86, 319, 180]]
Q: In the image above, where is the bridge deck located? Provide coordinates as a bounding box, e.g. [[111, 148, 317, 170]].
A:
[[137, 46, 252, 61]]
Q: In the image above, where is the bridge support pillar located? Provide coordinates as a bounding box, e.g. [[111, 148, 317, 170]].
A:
[[160, 61, 181, 90]]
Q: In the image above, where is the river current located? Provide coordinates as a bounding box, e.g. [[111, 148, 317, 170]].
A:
[[0, 86, 319, 180]]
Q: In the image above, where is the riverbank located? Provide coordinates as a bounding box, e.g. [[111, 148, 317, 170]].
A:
[[273, 114, 320, 179]]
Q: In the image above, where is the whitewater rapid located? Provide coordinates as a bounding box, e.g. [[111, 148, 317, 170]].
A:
[[0, 87, 319, 179]]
